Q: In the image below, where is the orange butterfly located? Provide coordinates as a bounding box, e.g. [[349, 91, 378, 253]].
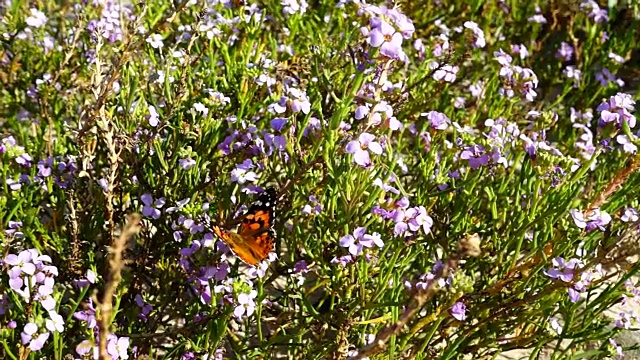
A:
[[212, 188, 277, 266]]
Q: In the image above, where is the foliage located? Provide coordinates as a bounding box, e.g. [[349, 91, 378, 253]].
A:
[[1, 0, 640, 359]]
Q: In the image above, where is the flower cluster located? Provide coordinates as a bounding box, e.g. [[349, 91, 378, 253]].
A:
[[545, 257, 604, 303], [4, 249, 63, 351], [597, 93, 636, 130], [372, 197, 434, 237], [359, 3, 415, 62], [570, 208, 612, 232], [494, 49, 539, 102]]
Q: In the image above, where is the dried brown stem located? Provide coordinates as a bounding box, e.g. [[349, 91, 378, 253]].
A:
[[587, 156, 640, 213], [67, 189, 82, 275], [97, 214, 142, 360]]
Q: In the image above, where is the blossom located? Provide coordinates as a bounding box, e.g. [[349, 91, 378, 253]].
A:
[[234, 291, 257, 318], [26, 8, 47, 28], [450, 302, 466, 321], [368, 19, 405, 60], [141, 194, 165, 219], [287, 87, 311, 114], [544, 257, 583, 282], [107, 335, 130, 359], [302, 195, 323, 215], [339, 227, 382, 256], [74, 299, 98, 329], [616, 135, 637, 153], [432, 64, 459, 82], [179, 158, 196, 170], [549, 317, 562, 334], [345, 133, 383, 167], [146, 34, 164, 48], [570, 208, 611, 232], [74, 269, 97, 289], [460, 145, 489, 169], [463, 21, 485, 48], [45, 311, 65, 333], [408, 206, 433, 234], [21, 322, 50, 351], [597, 93, 636, 129], [555, 42, 573, 62], [230, 159, 258, 184], [282, 0, 308, 15], [422, 111, 450, 130], [621, 208, 639, 223]]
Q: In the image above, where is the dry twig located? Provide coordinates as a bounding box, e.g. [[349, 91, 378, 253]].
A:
[[97, 213, 142, 360]]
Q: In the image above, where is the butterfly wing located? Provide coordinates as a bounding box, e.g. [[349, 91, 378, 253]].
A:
[[214, 188, 277, 266]]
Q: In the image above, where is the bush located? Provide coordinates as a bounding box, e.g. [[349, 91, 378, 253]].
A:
[[1, 0, 640, 359]]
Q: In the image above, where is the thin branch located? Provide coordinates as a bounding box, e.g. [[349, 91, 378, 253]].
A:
[[97, 213, 142, 360]]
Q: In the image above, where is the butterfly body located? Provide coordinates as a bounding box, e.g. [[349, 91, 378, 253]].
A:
[[212, 188, 276, 266]]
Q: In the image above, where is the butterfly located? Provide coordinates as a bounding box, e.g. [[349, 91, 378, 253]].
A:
[[212, 188, 277, 266]]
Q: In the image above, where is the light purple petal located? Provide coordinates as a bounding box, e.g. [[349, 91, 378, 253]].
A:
[[368, 141, 383, 155], [353, 149, 371, 167], [345, 141, 361, 154]]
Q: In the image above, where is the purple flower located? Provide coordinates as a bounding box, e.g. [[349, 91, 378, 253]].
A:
[[408, 206, 433, 234], [107, 334, 130, 359], [293, 260, 309, 274], [135, 294, 153, 320], [621, 208, 639, 223], [230, 159, 258, 184], [234, 291, 257, 318], [166, 198, 191, 214], [422, 111, 450, 130], [21, 322, 50, 351], [511, 44, 529, 59], [368, 19, 405, 60], [45, 311, 65, 332], [549, 317, 562, 334], [555, 42, 573, 62], [346, 133, 383, 167], [147, 105, 159, 127], [179, 158, 196, 170], [76, 340, 96, 358], [581, 1, 609, 23], [544, 257, 582, 282], [287, 87, 311, 114], [595, 68, 624, 87], [270, 118, 287, 131], [360, 232, 384, 248], [597, 93, 636, 129], [609, 338, 624, 359], [73, 269, 96, 289], [616, 135, 637, 153], [141, 194, 165, 219], [568, 288, 581, 303], [74, 299, 98, 329], [432, 63, 459, 82], [339, 227, 381, 256], [330, 255, 355, 267], [26, 8, 47, 28], [37, 158, 53, 177], [146, 34, 164, 48], [2, 219, 19, 237], [460, 145, 489, 169], [450, 302, 466, 321], [609, 52, 625, 64], [570, 208, 611, 232], [302, 195, 323, 215], [463, 21, 486, 48]]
